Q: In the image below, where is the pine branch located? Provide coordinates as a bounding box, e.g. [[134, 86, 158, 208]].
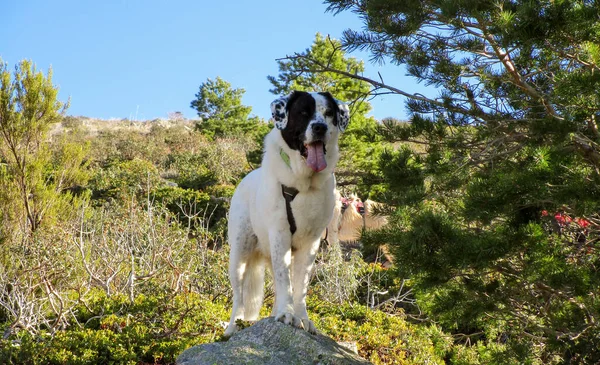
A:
[[276, 53, 489, 124]]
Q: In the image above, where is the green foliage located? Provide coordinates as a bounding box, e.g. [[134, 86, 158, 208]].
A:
[[90, 158, 163, 202], [0, 191, 233, 341], [63, 119, 240, 241], [1, 287, 456, 365], [88, 125, 198, 168], [0, 59, 66, 145], [336, 124, 387, 195], [0, 59, 87, 237], [313, 243, 364, 304], [191, 76, 251, 125], [150, 185, 230, 245], [103, 130, 168, 165], [311, 300, 451, 364], [190, 76, 271, 142], [325, 0, 600, 362], [269, 33, 369, 111], [152, 186, 212, 215], [0, 290, 230, 365], [167, 152, 215, 190], [167, 136, 253, 190], [189, 76, 270, 167]]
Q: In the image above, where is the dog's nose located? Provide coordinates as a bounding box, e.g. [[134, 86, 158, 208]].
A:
[[311, 123, 327, 137]]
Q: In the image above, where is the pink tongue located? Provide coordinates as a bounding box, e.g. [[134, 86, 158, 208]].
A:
[[306, 142, 327, 172]]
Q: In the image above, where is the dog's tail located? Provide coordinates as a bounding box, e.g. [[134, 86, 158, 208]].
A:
[[242, 253, 265, 320]]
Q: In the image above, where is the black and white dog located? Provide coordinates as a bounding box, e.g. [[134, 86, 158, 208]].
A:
[[224, 91, 349, 336]]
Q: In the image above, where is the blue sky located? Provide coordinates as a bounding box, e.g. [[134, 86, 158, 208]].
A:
[[3, 1, 427, 122]]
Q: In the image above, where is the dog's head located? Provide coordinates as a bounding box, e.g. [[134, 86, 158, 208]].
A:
[[270, 91, 349, 173]]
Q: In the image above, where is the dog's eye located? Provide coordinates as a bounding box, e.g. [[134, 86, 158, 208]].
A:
[[325, 109, 334, 118]]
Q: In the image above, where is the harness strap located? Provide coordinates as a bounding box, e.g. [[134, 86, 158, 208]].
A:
[[281, 185, 299, 234]]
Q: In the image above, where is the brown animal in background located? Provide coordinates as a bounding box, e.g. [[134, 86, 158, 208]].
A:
[[322, 191, 392, 267], [339, 194, 388, 242]]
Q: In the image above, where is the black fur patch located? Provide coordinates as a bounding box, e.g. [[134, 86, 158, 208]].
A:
[[318, 92, 340, 127], [280, 91, 315, 156]]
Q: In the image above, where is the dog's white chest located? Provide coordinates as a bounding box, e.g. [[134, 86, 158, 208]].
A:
[[290, 188, 335, 242]]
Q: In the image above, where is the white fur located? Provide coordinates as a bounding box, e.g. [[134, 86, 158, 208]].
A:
[[225, 92, 345, 336]]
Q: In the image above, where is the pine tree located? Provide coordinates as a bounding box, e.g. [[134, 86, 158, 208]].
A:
[[0, 59, 88, 240], [307, 1, 600, 362], [190, 77, 270, 141]]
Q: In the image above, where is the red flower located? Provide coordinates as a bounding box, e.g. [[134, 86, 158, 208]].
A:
[[576, 218, 590, 228], [554, 213, 572, 225]]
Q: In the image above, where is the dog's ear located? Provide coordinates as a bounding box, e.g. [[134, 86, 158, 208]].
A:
[[270, 94, 291, 130], [335, 100, 350, 132]]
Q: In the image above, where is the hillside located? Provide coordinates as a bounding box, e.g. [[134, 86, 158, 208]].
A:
[[52, 115, 196, 136]]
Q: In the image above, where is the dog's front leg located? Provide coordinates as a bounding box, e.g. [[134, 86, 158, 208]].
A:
[[269, 229, 303, 329], [291, 239, 320, 334]]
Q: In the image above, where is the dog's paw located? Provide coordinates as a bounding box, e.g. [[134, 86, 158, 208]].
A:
[[223, 323, 239, 338], [301, 318, 317, 334], [275, 312, 303, 329], [276, 312, 317, 334]]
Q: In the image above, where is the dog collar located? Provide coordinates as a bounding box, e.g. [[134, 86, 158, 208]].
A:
[[280, 148, 291, 169]]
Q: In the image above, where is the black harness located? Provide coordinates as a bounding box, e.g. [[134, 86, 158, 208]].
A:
[[281, 185, 299, 234], [282, 186, 368, 242]]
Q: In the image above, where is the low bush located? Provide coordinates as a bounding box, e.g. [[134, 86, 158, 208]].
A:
[[2, 288, 457, 365], [89, 158, 163, 203], [0, 291, 230, 365]]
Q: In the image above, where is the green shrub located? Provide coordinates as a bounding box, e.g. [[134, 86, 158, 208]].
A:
[[152, 186, 211, 218], [1, 291, 459, 365], [0, 291, 230, 365], [89, 158, 163, 202], [166, 152, 215, 190], [61, 116, 83, 130], [309, 300, 452, 365], [313, 243, 364, 304], [203, 184, 235, 200]]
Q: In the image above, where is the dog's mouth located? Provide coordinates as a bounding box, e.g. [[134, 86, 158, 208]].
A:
[[302, 141, 327, 172]]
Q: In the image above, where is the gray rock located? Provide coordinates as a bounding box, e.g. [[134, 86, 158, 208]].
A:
[[177, 317, 372, 365]]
